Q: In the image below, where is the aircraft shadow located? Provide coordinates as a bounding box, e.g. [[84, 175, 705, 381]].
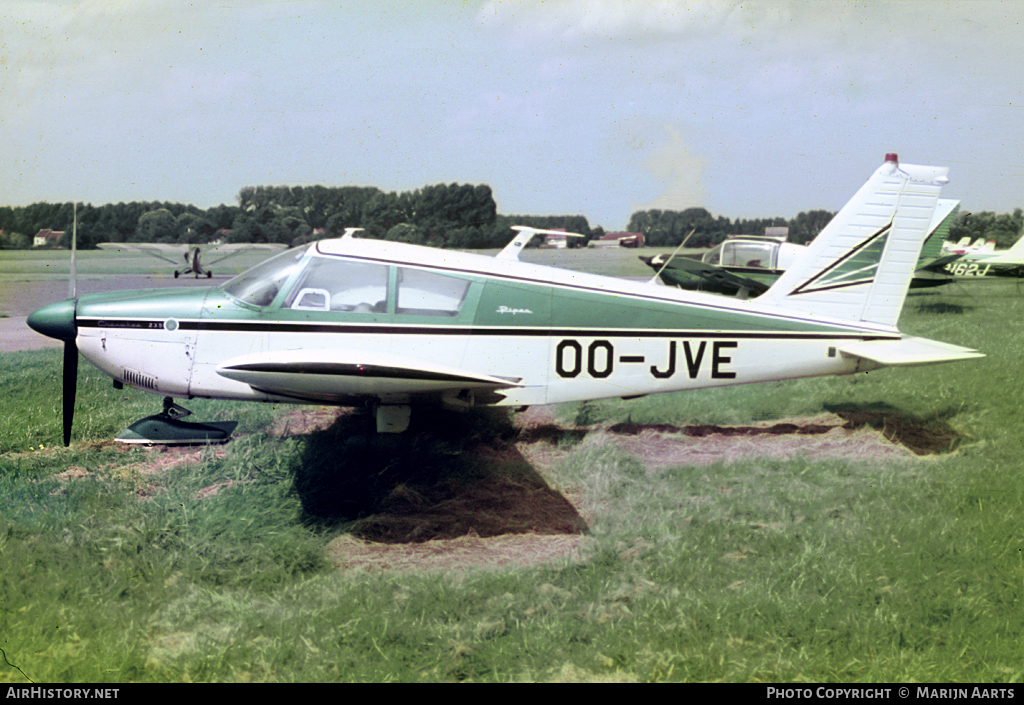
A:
[[822, 401, 967, 455], [915, 301, 973, 315], [290, 408, 588, 543]]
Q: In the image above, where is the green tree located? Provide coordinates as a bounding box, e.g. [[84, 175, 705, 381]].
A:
[[789, 210, 834, 245], [136, 208, 180, 243], [176, 212, 215, 243], [385, 223, 424, 244]]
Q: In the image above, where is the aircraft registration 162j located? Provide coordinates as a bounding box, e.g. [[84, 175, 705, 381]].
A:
[[28, 153, 983, 443]]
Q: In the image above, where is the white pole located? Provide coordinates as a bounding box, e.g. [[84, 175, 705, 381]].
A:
[[69, 202, 77, 298]]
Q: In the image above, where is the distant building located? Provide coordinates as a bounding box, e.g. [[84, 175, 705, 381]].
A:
[[591, 232, 645, 248], [33, 229, 64, 247]]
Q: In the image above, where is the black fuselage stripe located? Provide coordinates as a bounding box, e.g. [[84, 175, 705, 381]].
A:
[[77, 318, 894, 340], [224, 361, 497, 384]]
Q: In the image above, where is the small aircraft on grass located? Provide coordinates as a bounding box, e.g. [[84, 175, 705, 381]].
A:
[[28, 154, 982, 446], [96, 242, 286, 278], [922, 230, 1024, 280], [941, 236, 994, 256], [642, 199, 963, 297]]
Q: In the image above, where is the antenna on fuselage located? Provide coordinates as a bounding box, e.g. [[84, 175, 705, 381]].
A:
[[340, 228, 364, 240], [647, 228, 696, 285]]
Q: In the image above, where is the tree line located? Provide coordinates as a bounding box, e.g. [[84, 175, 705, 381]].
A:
[[2, 187, 1022, 251], [0, 183, 505, 250], [627, 207, 840, 248], [626, 206, 1024, 250]]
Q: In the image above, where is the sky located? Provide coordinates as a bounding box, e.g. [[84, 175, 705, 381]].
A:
[[4, 0, 1024, 231]]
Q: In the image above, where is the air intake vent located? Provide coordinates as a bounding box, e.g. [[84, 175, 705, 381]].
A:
[[122, 368, 158, 391]]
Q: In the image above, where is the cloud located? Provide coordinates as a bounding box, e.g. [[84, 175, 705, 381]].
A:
[[636, 124, 706, 212], [477, 0, 738, 42]]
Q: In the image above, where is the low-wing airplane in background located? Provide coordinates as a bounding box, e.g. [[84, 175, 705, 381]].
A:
[[28, 154, 982, 446], [918, 230, 1024, 280], [642, 199, 963, 297], [96, 242, 286, 278], [941, 236, 994, 256]]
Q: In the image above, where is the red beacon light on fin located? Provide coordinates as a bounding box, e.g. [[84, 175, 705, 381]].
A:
[[885, 153, 899, 163]]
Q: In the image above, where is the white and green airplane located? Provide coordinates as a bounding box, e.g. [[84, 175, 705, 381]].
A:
[[931, 230, 1024, 280], [28, 153, 982, 445]]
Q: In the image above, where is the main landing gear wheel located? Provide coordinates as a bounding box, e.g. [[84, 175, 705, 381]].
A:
[[115, 397, 238, 445]]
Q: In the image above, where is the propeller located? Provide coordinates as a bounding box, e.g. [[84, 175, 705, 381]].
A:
[[62, 337, 78, 446], [63, 203, 78, 446]]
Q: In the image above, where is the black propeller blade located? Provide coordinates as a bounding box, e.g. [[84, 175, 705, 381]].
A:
[[63, 339, 78, 447]]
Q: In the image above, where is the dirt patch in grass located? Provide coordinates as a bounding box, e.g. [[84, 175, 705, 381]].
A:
[[516, 405, 962, 461], [267, 406, 347, 436], [328, 531, 590, 575], [321, 404, 962, 574], [72, 404, 960, 575]]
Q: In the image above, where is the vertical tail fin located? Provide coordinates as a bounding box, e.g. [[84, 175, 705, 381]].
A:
[[1002, 231, 1024, 256], [758, 154, 948, 328], [918, 199, 960, 262]]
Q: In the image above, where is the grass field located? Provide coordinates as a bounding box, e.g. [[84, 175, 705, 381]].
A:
[[1, 249, 1022, 682]]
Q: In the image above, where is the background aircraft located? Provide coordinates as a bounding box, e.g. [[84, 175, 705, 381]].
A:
[[96, 242, 286, 278], [28, 154, 981, 446], [941, 236, 995, 256], [643, 199, 962, 297], [920, 230, 1024, 280]]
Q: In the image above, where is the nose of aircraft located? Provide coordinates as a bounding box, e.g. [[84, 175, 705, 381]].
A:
[[27, 298, 80, 446], [27, 298, 78, 341]]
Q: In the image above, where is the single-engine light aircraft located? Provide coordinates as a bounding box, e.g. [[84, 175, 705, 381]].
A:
[[941, 236, 994, 256], [28, 154, 982, 445], [922, 230, 1024, 280], [96, 242, 286, 278], [642, 199, 962, 297]]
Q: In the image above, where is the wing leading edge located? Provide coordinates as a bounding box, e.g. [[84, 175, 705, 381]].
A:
[[216, 349, 524, 404]]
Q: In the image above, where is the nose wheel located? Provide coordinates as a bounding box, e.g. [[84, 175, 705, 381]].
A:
[[115, 397, 238, 445]]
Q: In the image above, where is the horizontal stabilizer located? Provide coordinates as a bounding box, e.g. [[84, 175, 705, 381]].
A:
[[838, 336, 983, 367], [640, 255, 772, 296]]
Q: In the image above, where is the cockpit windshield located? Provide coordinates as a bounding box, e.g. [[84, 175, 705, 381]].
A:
[[221, 245, 309, 306]]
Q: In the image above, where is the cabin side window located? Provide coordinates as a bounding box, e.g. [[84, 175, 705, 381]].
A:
[[285, 257, 389, 313], [396, 267, 471, 317]]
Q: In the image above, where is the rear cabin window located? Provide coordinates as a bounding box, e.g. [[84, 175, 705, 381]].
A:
[[396, 267, 470, 316], [285, 257, 389, 313]]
